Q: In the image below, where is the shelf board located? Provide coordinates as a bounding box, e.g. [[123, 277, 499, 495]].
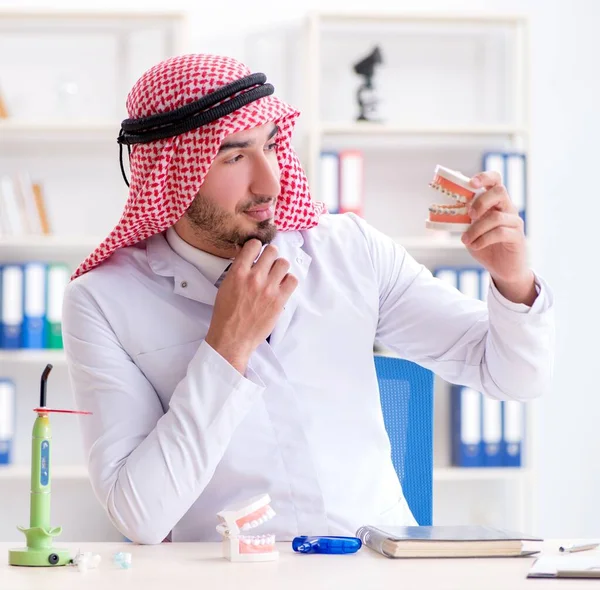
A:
[[0, 464, 88, 481], [0, 349, 66, 365], [320, 122, 528, 137], [0, 234, 101, 252], [433, 467, 530, 482], [395, 234, 529, 253], [0, 464, 529, 482], [394, 235, 467, 251], [0, 119, 120, 142], [313, 11, 527, 25], [0, 8, 185, 20]]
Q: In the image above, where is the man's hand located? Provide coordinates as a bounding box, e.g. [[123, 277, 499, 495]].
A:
[[461, 171, 537, 306], [205, 239, 298, 374]]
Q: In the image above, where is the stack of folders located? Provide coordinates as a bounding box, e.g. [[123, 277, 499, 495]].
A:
[[434, 265, 524, 468], [356, 525, 542, 558], [0, 262, 70, 349], [319, 150, 364, 216], [482, 151, 527, 233], [0, 378, 15, 465]]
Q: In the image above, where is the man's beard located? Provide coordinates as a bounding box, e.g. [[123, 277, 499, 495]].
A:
[[185, 192, 277, 251]]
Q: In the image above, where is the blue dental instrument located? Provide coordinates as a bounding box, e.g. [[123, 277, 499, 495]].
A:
[[292, 536, 362, 554]]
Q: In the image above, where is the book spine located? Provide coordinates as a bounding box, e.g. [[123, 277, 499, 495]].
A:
[[355, 526, 393, 558]]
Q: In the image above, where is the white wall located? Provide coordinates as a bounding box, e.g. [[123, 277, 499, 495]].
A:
[[2, 0, 599, 539]]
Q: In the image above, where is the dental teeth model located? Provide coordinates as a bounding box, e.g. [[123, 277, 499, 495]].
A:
[[216, 493, 279, 562], [426, 165, 485, 232]]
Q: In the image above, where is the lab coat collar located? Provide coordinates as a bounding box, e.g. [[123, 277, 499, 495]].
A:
[[165, 226, 232, 285], [146, 232, 221, 306], [145, 230, 311, 336]]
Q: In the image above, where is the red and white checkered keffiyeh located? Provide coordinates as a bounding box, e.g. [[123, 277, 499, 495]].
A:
[[71, 54, 325, 280]]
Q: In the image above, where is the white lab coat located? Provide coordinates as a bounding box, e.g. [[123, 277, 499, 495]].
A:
[[62, 213, 554, 544]]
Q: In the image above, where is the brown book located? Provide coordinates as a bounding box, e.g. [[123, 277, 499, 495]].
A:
[[32, 183, 51, 234], [356, 525, 543, 558], [0, 90, 8, 119]]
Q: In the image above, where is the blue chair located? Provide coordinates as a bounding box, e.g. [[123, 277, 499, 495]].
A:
[[374, 355, 434, 525]]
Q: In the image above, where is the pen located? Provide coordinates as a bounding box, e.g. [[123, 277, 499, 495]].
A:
[[559, 542, 600, 553]]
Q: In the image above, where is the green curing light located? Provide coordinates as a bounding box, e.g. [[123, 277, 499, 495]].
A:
[[8, 364, 91, 567]]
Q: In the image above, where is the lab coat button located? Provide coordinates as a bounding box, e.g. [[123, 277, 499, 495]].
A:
[[296, 257, 303, 264], [180, 281, 188, 288]]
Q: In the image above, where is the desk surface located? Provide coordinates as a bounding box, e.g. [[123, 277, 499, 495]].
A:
[[2, 540, 599, 589]]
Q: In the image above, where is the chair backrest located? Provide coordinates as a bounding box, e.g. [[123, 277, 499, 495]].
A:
[[374, 355, 434, 526]]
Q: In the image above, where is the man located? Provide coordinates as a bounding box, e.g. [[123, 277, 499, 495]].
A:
[[63, 54, 554, 545]]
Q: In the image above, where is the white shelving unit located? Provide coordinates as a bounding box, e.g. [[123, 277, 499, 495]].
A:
[[0, 8, 536, 542], [245, 11, 534, 533], [0, 9, 188, 543]]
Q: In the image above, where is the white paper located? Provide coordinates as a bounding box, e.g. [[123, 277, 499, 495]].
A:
[[529, 553, 600, 576]]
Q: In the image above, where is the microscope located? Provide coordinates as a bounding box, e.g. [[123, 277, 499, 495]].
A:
[[353, 45, 383, 122]]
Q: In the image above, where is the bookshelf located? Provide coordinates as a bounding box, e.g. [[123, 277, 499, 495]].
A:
[[245, 11, 534, 533], [0, 9, 187, 543], [0, 9, 536, 542]]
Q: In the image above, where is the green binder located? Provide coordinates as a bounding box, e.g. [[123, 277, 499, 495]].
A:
[[44, 263, 70, 349]]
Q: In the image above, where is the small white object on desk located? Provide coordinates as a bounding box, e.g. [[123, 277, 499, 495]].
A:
[[113, 551, 132, 569], [72, 550, 101, 573]]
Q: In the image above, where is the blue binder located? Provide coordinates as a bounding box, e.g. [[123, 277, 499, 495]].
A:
[[435, 266, 490, 302], [433, 267, 458, 289], [0, 264, 24, 349], [502, 400, 524, 466], [457, 267, 483, 300], [450, 384, 483, 467], [0, 378, 16, 464], [447, 267, 508, 468], [480, 269, 491, 302], [482, 151, 527, 232], [481, 396, 503, 467], [22, 262, 48, 349]]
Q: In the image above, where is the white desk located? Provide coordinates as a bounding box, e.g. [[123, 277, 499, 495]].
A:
[[1, 540, 598, 589]]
